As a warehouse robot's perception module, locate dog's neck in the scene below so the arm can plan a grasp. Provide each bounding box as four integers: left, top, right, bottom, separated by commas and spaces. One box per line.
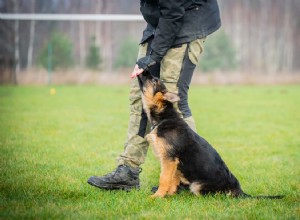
148, 101, 180, 129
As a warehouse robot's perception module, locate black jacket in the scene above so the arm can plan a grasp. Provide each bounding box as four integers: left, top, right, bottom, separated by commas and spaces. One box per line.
140, 0, 221, 60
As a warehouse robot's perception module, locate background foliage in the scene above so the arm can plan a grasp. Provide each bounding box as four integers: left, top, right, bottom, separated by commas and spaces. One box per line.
38, 32, 74, 70
86, 36, 101, 70
1, 0, 299, 75
199, 31, 237, 72
114, 38, 139, 68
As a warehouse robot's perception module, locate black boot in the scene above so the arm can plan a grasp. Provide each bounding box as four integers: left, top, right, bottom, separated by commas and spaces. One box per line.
87, 165, 142, 191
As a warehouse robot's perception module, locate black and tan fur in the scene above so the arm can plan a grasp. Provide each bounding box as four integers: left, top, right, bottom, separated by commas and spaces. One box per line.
137, 71, 283, 199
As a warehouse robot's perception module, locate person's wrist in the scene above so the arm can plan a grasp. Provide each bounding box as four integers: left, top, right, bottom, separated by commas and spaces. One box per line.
150, 50, 163, 63
136, 55, 156, 70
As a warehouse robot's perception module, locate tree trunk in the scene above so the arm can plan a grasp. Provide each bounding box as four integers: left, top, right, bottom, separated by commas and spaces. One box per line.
79, 21, 86, 67
27, 0, 36, 69
95, 1, 103, 47
101, 0, 113, 70
12, 0, 19, 84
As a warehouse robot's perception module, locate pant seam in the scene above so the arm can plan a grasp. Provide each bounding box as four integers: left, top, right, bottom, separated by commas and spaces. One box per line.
177, 43, 193, 118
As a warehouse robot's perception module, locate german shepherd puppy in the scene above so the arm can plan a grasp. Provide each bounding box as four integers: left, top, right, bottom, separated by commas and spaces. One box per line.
137, 71, 282, 199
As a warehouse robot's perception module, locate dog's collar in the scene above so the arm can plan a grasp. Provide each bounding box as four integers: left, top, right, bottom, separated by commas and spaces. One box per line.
150, 120, 165, 131
151, 124, 158, 130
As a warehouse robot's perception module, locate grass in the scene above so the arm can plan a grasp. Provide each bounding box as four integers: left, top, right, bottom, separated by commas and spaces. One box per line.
0, 85, 299, 219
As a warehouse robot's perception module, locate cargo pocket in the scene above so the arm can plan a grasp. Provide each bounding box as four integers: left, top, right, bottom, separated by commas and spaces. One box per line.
188, 38, 205, 65
160, 44, 188, 83
129, 78, 142, 114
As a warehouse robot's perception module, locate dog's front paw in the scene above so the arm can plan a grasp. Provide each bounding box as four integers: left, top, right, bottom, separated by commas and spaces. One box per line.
167, 189, 177, 196
150, 192, 166, 198
167, 185, 178, 195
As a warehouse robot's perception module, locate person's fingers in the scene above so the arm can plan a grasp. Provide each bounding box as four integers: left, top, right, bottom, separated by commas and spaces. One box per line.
133, 64, 139, 72
136, 68, 144, 75
131, 65, 144, 78
130, 65, 139, 78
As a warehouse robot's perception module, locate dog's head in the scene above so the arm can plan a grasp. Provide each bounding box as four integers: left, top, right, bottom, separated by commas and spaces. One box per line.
137, 71, 180, 115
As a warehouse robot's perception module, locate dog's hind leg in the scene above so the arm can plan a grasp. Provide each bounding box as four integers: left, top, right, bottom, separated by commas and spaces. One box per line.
151, 158, 179, 198
190, 182, 203, 196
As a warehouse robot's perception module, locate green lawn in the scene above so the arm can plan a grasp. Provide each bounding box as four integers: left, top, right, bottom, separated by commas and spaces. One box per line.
0, 85, 299, 219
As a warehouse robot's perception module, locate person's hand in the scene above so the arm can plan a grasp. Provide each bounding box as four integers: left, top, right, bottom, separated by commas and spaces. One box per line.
131, 64, 144, 78
131, 55, 157, 78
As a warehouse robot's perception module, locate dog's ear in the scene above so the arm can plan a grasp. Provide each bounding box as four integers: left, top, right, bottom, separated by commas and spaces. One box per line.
163, 92, 180, 103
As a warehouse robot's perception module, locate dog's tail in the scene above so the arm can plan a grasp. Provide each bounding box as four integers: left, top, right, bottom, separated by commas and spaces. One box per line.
236, 190, 284, 199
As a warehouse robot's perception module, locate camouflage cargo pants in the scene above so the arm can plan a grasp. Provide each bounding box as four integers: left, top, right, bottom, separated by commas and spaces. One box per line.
117, 37, 205, 168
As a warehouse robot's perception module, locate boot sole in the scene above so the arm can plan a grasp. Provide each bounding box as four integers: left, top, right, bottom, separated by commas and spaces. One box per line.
87, 180, 140, 191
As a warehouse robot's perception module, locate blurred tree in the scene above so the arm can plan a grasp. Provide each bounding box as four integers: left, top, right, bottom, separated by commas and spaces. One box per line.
1, 0, 299, 75
86, 36, 101, 70
27, 0, 36, 69
199, 30, 237, 72
114, 38, 139, 68
12, 0, 20, 84
38, 32, 74, 70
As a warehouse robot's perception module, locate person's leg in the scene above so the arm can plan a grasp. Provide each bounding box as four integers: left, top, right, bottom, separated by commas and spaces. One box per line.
117, 39, 160, 168
88, 40, 160, 190
160, 38, 205, 132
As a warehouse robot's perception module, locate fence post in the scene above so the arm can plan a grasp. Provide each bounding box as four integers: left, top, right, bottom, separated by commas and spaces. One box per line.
47, 41, 52, 85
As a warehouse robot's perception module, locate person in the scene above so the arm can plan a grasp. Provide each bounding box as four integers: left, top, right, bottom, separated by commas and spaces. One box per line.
87, 0, 221, 191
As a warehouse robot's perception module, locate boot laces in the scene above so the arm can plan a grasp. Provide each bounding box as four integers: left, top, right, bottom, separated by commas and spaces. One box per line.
103, 165, 142, 179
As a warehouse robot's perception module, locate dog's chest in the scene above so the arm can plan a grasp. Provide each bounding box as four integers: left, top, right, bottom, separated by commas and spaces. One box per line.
146, 128, 172, 160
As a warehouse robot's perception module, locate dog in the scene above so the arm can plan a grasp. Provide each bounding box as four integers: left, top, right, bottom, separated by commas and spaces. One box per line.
137, 71, 283, 199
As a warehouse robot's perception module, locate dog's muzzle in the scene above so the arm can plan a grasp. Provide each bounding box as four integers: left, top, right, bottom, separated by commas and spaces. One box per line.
137, 71, 153, 92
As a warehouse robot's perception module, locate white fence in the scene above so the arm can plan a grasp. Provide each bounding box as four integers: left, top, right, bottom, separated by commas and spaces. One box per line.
0, 13, 144, 21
